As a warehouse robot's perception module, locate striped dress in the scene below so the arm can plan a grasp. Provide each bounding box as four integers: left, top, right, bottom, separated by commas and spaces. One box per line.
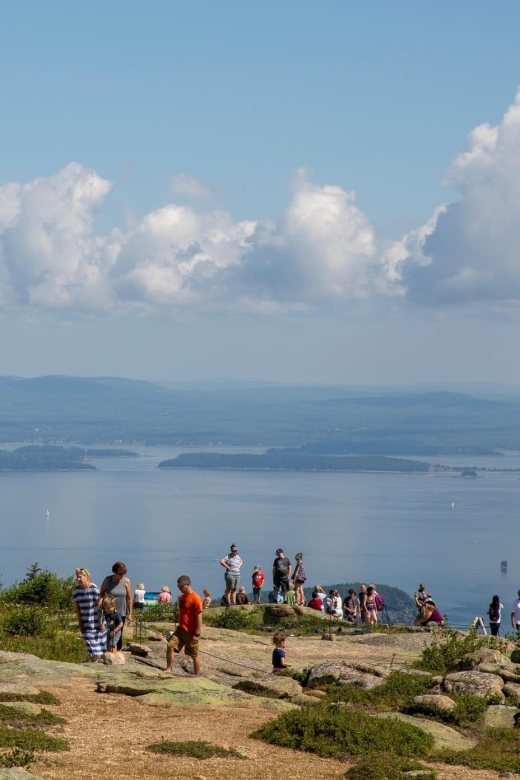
73, 583, 107, 657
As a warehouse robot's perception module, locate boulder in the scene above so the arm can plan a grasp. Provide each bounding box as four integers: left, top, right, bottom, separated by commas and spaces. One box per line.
412, 694, 456, 713
101, 651, 126, 665
303, 689, 326, 698
128, 643, 152, 657
484, 705, 519, 729
264, 605, 296, 619
504, 682, 520, 703
510, 649, 520, 664
0, 772, 44, 780
0, 683, 41, 696
443, 670, 504, 700
308, 661, 385, 690
460, 649, 511, 670
232, 676, 302, 698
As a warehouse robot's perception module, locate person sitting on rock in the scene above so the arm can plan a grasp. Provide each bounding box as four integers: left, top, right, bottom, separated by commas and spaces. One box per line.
285, 581, 296, 606
235, 585, 250, 605
272, 631, 290, 673
158, 585, 172, 604
202, 589, 212, 609
414, 602, 444, 627
308, 591, 323, 611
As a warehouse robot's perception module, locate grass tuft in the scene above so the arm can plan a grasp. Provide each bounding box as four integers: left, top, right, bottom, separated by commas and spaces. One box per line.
440, 728, 520, 773
147, 739, 245, 759
0, 704, 66, 727
345, 754, 437, 780
0, 748, 35, 768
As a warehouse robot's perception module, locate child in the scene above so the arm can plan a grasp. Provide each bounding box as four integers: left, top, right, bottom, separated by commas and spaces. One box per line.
272, 631, 290, 672
285, 580, 296, 606
252, 565, 265, 604
202, 589, 212, 609
293, 552, 307, 605
102, 595, 124, 653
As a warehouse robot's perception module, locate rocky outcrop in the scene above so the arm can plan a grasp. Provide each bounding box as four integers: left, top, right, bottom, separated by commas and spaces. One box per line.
443, 670, 505, 700
412, 694, 456, 713
307, 660, 388, 690
484, 705, 519, 729
375, 713, 477, 751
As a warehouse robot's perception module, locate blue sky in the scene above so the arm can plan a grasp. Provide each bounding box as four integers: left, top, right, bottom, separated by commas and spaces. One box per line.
1, 1, 520, 384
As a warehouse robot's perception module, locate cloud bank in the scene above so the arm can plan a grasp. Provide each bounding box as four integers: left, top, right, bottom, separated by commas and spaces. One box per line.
1, 89, 520, 315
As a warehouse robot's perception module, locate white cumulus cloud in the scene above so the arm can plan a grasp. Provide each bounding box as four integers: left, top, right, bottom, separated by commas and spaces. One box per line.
398, 88, 520, 306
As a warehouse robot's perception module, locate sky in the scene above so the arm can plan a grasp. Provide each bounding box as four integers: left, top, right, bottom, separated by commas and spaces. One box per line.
2, 1, 520, 384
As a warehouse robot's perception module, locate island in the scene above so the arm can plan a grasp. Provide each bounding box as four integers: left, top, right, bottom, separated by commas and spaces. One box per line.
158, 451, 432, 473
0, 445, 138, 471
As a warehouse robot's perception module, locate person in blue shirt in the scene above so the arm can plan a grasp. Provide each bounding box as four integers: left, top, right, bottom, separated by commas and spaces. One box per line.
272, 631, 290, 672
102, 595, 124, 652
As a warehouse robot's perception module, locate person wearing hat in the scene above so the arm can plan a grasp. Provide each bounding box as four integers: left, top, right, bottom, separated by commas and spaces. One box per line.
414, 583, 432, 612
272, 548, 292, 601
251, 564, 266, 604
293, 552, 307, 606
220, 543, 243, 605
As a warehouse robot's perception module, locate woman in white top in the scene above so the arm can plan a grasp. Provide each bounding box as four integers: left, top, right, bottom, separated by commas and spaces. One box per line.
133, 583, 146, 611
488, 594, 503, 636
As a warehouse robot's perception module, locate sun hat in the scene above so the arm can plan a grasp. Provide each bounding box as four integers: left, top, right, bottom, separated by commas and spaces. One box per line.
276, 548, 283, 554
254, 565, 261, 571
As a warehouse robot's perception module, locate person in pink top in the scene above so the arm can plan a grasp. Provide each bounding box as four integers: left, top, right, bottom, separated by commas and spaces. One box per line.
157, 585, 172, 604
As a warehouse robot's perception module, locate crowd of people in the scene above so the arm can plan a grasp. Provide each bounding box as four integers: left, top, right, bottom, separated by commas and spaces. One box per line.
76, 550, 518, 676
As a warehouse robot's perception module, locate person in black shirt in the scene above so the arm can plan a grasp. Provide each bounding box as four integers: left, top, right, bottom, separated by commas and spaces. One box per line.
272, 548, 292, 600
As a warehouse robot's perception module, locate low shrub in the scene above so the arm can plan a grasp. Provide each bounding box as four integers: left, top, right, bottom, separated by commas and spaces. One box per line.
345, 754, 437, 780
405, 692, 487, 727
0, 704, 66, 727
205, 608, 259, 631
440, 728, 520, 773
325, 671, 433, 710
147, 740, 245, 759
141, 603, 178, 623
0, 691, 60, 705
0, 726, 69, 752
252, 705, 434, 759
413, 627, 506, 675
0, 748, 35, 768
2, 606, 48, 637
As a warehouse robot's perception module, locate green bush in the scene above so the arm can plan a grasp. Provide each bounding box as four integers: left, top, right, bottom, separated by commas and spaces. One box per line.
0, 691, 60, 705
345, 754, 437, 780
440, 728, 520, 773
2, 606, 48, 637
0, 726, 69, 752
326, 671, 433, 710
413, 627, 506, 675
0, 569, 75, 610
0, 748, 35, 768
140, 602, 178, 622
205, 608, 259, 631
0, 704, 66, 727
147, 740, 245, 759
405, 692, 487, 727
252, 705, 434, 759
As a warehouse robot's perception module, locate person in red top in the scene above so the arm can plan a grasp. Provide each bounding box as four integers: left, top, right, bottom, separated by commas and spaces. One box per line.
308, 590, 324, 611
252, 565, 266, 604
165, 575, 203, 676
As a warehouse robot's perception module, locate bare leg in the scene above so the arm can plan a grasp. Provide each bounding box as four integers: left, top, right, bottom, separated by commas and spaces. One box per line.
193, 656, 201, 676
165, 646, 175, 672
229, 588, 237, 604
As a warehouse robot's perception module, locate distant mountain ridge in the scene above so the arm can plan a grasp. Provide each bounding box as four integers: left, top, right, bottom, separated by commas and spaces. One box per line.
0, 374, 518, 453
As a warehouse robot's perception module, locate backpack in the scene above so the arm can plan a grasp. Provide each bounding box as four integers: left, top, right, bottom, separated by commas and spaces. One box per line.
375, 593, 385, 611
489, 603, 500, 622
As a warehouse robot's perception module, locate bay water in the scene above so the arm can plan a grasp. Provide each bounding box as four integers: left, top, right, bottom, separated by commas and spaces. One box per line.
1, 444, 520, 631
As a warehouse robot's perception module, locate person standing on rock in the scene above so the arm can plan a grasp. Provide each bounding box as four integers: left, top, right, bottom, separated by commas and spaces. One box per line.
220, 543, 242, 605
511, 589, 520, 632
165, 575, 203, 676
272, 548, 292, 600
488, 595, 503, 636
293, 553, 307, 606
252, 565, 265, 604
100, 562, 132, 651
73, 568, 107, 662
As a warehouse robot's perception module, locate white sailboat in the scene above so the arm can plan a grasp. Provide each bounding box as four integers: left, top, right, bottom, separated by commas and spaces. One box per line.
45, 509, 50, 518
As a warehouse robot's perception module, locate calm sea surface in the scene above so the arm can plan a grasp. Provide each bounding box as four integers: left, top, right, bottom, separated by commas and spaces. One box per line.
2, 444, 520, 630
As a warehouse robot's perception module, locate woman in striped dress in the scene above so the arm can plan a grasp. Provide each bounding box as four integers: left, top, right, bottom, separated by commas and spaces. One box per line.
73, 568, 107, 661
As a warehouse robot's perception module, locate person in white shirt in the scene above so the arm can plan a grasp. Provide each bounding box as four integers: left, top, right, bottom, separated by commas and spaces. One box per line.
133, 582, 146, 611
511, 590, 520, 631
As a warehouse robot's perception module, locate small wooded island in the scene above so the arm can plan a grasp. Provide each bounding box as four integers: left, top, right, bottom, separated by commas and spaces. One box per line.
0, 445, 138, 471
158, 451, 432, 473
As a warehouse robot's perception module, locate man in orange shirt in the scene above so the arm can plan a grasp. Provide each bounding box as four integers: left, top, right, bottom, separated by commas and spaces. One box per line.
165, 575, 203, 676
